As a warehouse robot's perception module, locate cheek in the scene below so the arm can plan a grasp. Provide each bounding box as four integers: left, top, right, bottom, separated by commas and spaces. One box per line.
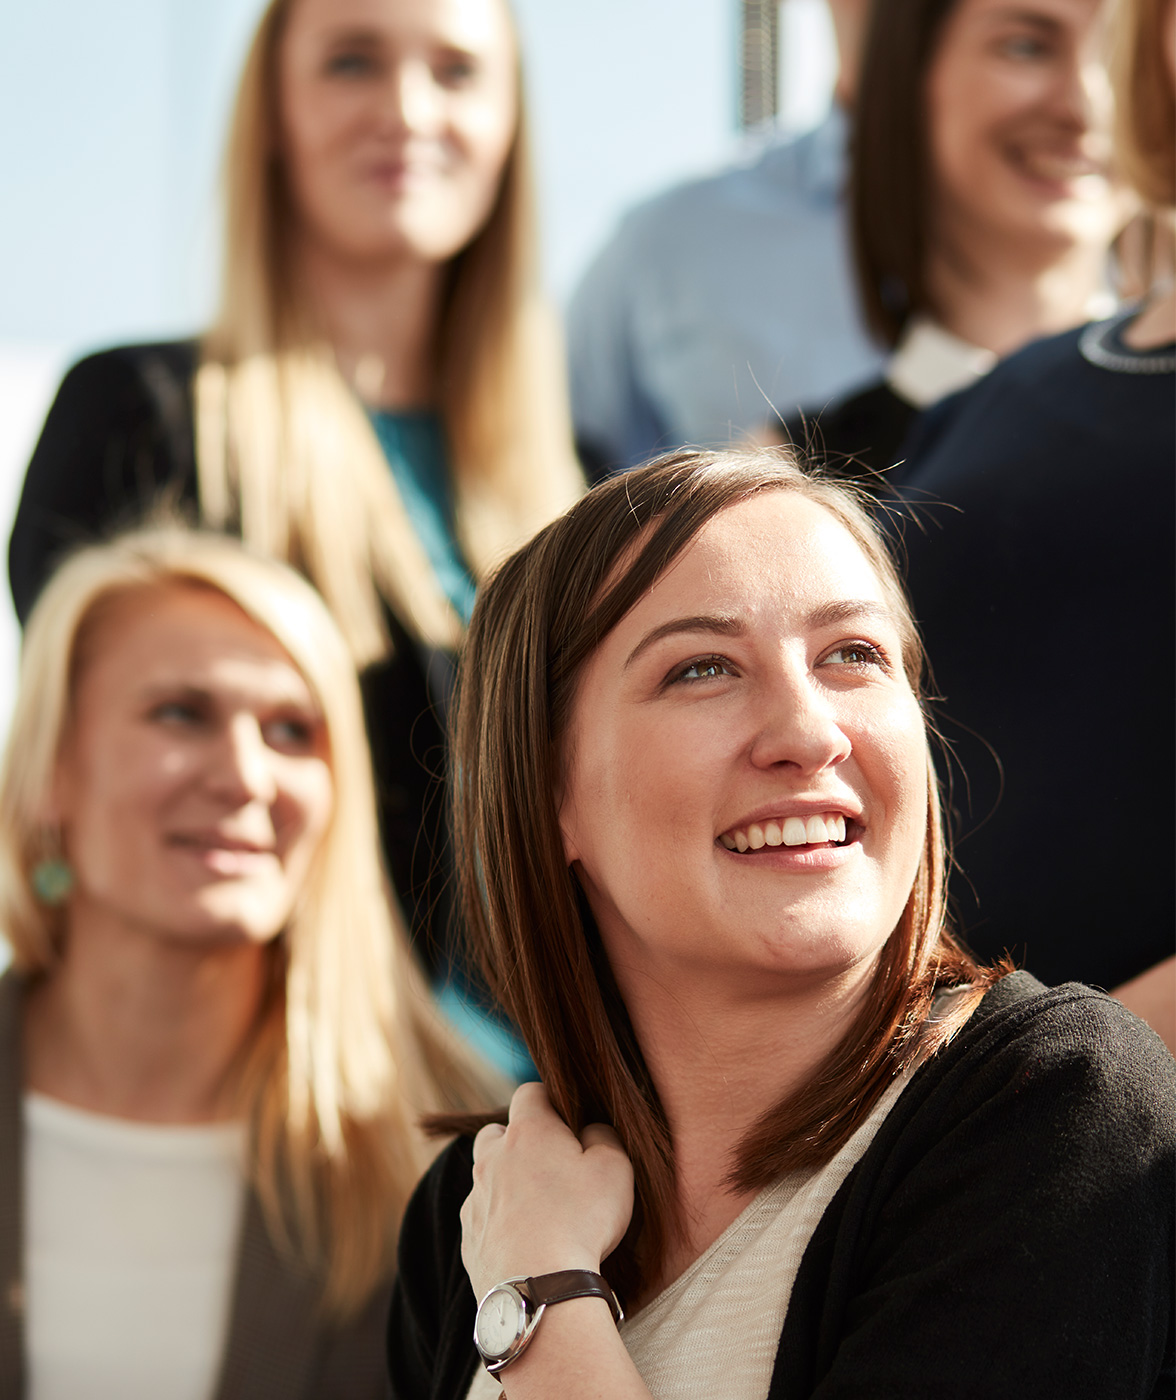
281, 762, 334, 853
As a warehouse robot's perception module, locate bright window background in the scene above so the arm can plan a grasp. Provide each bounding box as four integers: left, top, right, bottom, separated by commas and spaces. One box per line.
0, 0, 836, 737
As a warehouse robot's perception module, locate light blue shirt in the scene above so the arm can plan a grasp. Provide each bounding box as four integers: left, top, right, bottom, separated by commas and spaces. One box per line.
568, 107, 886, 474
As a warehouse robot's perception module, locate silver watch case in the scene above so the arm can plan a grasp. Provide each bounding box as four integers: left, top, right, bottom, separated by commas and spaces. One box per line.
473, 1278, 546, 1375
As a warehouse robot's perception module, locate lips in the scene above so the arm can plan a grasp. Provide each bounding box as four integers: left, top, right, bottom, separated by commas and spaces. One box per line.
168, 832, 277, 874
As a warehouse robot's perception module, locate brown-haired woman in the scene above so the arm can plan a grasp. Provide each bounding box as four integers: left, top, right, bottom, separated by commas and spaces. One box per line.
873, 0, 1175, 1043
8, 0, 581, 1049
776, 0, 1128, 480
386, 450, 1175, 1399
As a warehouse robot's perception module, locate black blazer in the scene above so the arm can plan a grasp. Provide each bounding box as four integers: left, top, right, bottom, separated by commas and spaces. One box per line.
8, 342, 454, 976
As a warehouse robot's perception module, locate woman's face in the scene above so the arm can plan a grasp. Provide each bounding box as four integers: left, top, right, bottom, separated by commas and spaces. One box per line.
558, 493, 928, 999
926, 0, 1121, 264
277, 0, 518, 267
51, 585, 333, 950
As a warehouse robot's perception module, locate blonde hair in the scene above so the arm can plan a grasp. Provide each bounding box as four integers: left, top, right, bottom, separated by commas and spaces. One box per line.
1113, 0, 1176, 210
0, 528, 500, 1315
196, 0, 582, 666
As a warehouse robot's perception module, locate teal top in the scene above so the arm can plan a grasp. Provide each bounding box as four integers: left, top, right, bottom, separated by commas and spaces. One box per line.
368, 409, 476, 624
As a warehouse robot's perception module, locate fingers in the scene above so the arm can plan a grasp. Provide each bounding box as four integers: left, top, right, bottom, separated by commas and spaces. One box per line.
580, 1121, 624, 1153
471, 1121, 506, 1164
506, 1079, 555, 1122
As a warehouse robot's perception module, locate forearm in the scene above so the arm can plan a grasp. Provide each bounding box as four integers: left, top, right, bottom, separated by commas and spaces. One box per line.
499, 1297, 650, 1400
1111, 956, 1176, 1054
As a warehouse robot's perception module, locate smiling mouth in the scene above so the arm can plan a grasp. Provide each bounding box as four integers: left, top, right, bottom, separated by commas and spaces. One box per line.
1008, 146, 1106, 187
718, 812, 855, 854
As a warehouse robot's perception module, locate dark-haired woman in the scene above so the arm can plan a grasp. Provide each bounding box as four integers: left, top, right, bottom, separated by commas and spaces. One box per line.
776, 0, 1126, 481
386, 450, 1174, 1400
881, 0, 1176, 1045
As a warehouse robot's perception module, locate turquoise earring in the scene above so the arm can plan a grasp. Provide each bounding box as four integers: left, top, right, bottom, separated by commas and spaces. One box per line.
32, 857, 73, 905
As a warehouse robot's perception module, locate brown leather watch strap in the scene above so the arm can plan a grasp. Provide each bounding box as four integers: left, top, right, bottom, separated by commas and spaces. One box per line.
525, 1270, 624, 1324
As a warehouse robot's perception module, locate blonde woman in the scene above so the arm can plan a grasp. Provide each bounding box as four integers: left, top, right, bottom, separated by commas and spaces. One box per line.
0, 528, 499, 1398
9, 0, 581, 1019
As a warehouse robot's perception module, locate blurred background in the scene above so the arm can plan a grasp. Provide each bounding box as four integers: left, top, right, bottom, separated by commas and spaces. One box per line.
0, 0, 837, 733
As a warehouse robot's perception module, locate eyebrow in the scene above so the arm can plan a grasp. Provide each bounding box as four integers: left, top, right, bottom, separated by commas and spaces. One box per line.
624, 614, 745, 668
981, 8, 1061, 29
624, 599, 894, 668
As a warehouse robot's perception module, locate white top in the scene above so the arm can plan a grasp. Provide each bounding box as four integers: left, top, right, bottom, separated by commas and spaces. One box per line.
24, 1092, 247, 1400
466, 1072, 910, 1400
886, 316, 998, 409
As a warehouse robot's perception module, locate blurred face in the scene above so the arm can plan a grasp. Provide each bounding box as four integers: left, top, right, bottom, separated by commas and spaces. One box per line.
53, 586, 333, 950
926, 0, 1122, 264
277, 0, 518, 267
558, 493, 929, 999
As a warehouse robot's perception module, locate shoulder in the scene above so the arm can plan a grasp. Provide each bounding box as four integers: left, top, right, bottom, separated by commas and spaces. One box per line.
54, 339, 198, 406
387, 1136, 478, 1399
591, 113, 846, 261
878, 973, 1176, 1193
778, 975, 1176, 1395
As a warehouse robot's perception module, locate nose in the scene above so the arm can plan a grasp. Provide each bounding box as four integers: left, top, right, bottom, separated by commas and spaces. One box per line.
383, 58, 443, 137
1056, 37, 1113, 137
747, 667, 852, 776
208, 716, 278, 807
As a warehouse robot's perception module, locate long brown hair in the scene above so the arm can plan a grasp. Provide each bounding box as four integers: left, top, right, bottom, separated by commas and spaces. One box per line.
448, 448, 1002, 1298
851, 0, 959, 347
196, 0, 582, 666
0, 528, 501, 1316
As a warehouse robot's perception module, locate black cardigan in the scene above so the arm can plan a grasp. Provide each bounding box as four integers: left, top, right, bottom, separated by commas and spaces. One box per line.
387, 973, 1176, 1399
7, 343, 456, 975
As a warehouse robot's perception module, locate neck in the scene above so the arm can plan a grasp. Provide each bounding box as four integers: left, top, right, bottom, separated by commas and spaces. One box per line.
1124, 216, 1176, 350
622, 957, 876, 1300
297, 237, 446, 410
925, 234, 1109, 358
24, 903, 271, 1123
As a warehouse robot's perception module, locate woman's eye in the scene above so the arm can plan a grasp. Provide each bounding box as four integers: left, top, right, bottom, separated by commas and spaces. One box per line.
436, 54, 479, 86
673, 656, 736, 683
996, 32, 1052, 60
823, 642, 886, 668
325, 49, 377, 78
150, 700, 204, 726
265, 715, 318, 751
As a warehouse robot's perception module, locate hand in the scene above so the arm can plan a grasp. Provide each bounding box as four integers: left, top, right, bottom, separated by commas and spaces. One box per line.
460, 1081, 635, 1302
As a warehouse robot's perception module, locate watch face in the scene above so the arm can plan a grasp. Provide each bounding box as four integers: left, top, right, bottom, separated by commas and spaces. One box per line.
475, 1284, 526, 1359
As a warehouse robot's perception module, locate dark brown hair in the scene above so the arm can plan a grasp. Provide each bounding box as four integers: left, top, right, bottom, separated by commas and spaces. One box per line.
448, 448, 1000, 1298
851, 0, 959, 346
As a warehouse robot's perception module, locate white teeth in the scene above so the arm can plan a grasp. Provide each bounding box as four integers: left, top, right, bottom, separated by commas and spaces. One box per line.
721, 812, 852, 852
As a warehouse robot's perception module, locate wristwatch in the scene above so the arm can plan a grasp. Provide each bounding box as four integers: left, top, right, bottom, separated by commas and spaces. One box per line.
473, 1269, 624, 1375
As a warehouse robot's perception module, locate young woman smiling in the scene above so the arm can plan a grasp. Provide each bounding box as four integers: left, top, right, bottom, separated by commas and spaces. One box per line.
386, 451, 1175, 1399
9, 0, 581, 1046
776, 0, 1128, 480
0, 529, 497, 1399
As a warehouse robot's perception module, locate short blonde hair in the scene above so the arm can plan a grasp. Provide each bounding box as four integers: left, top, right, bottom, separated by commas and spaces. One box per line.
0, 527, 498, 1314
1113, 0, 1176, 208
